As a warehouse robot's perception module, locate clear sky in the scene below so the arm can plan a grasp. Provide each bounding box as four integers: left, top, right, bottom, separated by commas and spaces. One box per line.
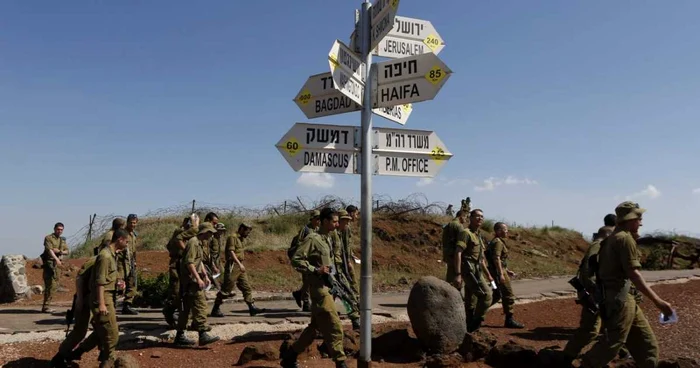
2, 1, 699, 256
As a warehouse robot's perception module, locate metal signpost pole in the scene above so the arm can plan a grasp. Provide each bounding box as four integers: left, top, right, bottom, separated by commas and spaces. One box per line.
358, 0, 373, 367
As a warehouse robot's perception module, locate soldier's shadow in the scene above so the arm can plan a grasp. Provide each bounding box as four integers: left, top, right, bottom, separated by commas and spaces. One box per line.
1, 357, 50, 367
228, 307, 309, 319
510, 326, 576, 341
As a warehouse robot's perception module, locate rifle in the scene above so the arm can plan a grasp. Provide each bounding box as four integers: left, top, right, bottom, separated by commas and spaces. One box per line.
65, 294, 77, 337
568, 276, 599, 315
323, 271, 359, 315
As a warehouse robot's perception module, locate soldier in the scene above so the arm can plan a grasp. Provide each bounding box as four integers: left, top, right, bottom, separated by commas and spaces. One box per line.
93, 218, 126, 256
291, 210, 321, 312
200, 212, 219, 275
162, 215, 200, 327
563, 222, 632, 360
209, 222, 226, 277
454, 209, 494, 332
337, 209, 359, 294
211, 222, 265, 317
486, 222, 524, 328
50, 255, 99, 368
446, 204, 454, 217
118, 214, 139, 315
91, 229, 129, 368
280, 208, 348, 368
332, 210, 360, 330
580, 202, 674, 368
173, 222, 220, 346
42, 222, 69, 313
442, 210, 468, 292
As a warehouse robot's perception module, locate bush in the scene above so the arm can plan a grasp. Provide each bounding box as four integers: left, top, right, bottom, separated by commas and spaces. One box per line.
641, 247, 668, 270
133, 272, 169, 308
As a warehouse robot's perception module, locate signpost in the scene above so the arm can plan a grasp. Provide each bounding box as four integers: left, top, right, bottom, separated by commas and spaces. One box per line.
278, 3, 453, 367
373, 15, 446, 59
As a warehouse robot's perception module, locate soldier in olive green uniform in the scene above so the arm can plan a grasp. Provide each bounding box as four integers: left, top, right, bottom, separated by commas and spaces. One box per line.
209, 222, 226, 277
91, 229, 129, 367
162, 216, 199, 327
341, 205, 360, 294
454, 209, 494, 332
331, 210, 360, 330
281, 208, 347, 368
200, 212, 220, 273
486, 222, 524, 328
93, 218, 126, 256
42, 222, 69, 313
50, 256, 99, 368
442, 210, 468, 292
117, 214, 139, 315
291, 210, 321, 312
174, 223, 220, 347
580, 202, 674, 368
211, 223, 265, 317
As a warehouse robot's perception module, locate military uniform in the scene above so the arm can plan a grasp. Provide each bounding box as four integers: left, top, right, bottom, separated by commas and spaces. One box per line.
461, 228, 492, 331
94, 230, 114, 256
174, 223, 219, 346
486, 237, 523, 328
42, 233, 68, 312
331, 227, 360, 328
338, 226, 359, 294
212, 230, 264, 316
116, 229, 138, 313
292, 222, 318, 311
441, 218, 467, 291
163, 226, 198, 326
283, 231, 346, 365
209, 231, 223, 274
581, 225, 659, 368
91, 246, 119, 367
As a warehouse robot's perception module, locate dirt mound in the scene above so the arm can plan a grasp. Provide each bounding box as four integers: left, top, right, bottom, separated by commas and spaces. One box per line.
637, 235, 700, 270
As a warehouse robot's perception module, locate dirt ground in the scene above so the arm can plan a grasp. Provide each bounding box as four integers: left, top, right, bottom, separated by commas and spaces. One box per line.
2, 279, 698, 368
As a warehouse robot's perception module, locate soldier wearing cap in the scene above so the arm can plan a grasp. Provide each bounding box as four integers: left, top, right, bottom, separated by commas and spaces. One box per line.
211, 222, 265, 317
281, 208, 348, 368
580, 202, 674, 368
162, 215, 199, 327
199, 212, 219, 276
42, 222, 69, 313
117, 214, 139, 315
209, 222, 226, 277
173, 222, 220, 346
332, 209, 360, 330
94, 218, 126, 256
291, 210, 321, 312
486, 222, 524, 329
442, 210, 468, 291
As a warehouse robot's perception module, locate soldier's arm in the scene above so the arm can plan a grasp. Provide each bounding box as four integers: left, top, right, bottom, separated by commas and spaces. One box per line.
231, 238, 244, 268
493, 241, 505, 279
454, 229, 467, 277
94, 255, 109, 312
622, 237, 672, 313
291, 235, 315, 274
44, 237, 62, 263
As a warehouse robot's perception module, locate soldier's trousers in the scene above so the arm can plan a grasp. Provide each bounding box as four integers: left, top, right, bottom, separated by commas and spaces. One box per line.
491, 273, 515, 315
291, 287, 346, 362
297, 273, 311, 304
464, 269, 492, 324
91, 293, 119, 366
218, 263, 254, 304
42, 265, 58, 308
178, 284, 209, 332
59, 296, 98, 357
117, 252, 137, 304
582, 294, 659, 368
563, 306, 631, 359
165, 261, 180, 310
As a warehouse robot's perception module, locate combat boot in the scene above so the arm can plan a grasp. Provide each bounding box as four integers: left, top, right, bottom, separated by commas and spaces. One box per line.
49, 353, 68, 368
280, 349, 299, 368
302, 301, 310, 312
198, 331, 220, 346
467, 317, 483, 333
162, 304, 176, 327
335, 360, 348, 368
210, 299, 224, 318
121, 303, 139, 315
247, 302, 265, 316
292, 290, 302, 308
504, 314, 524, 329
174, 330, 196, 346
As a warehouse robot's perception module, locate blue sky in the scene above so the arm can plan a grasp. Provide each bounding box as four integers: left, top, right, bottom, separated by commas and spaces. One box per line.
2, 1, 700, 255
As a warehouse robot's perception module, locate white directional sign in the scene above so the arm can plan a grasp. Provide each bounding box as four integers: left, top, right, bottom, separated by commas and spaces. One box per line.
372, 127, 452, 177
294, 72, 414, 125
275, 123, 359, 174
328, 40, 366, 106
373, 52, 452, 108
373, 16, 446, 59
370, 0, 400, 51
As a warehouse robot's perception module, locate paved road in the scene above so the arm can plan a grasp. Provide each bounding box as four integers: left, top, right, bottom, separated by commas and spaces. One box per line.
1, 269, 698, 335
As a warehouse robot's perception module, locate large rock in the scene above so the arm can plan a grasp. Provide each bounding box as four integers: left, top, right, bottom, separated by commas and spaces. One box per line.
407, 276, 466, 354
0, 255, 30, 302
459, 330, 498, 362
485, 341, 538, 368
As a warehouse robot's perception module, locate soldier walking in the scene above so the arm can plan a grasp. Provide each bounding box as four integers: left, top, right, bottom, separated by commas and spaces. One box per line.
162, 215, 199, 327
211, 222, 265, 317
173, 222, 220, 346
93, 218, 126, 256
332, 209, 360, 330
42, 222, 69, 313
280, 208, 347, 368
580, 202, 674, 368
486, 222, 524, 328
119, 214, 139, 315
442, 210, 468, 292
291, 210, 321, 312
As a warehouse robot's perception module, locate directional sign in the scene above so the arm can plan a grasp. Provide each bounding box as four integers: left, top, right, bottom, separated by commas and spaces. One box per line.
328, 40, 366, 106
372, 127, 452, 177
294, 72, 414, 125
373, 52, 452, 108
370, 0, 400, 51
373, 16, 446, 59
275, 123, 359, 174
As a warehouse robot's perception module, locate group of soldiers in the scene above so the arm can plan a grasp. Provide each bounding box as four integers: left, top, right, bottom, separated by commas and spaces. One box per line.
43, 205, 362, 368
441, 199, 676, 368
